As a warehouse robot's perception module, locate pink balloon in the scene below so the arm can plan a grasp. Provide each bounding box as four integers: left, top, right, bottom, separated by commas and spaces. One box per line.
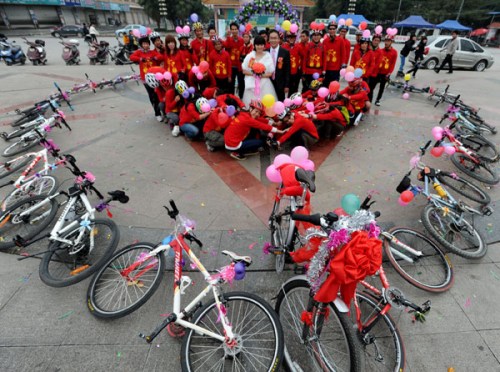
375, 25, 383, 34
362, 30, 371, 38
273, 101, 285, 115
175, 26, 183, 34
274, 154, 292, 169
192, 66, 200, 74
290, 24, 298, 34
339, 68, 346, 77
398, 197, 409, 206
163, 72, 172, 80
402, 93, 410, 100
431, 126, 444, 141
132, 29, 141, 38
338, 19, 345, 26
201, 102, 211, 113
284, 98, 292, 107
306, 102, 314, 113
345, 72, 355, 82
155, 72, 164, 80
291, 146, 309, 163
444, 146, 456, 155
301, 159, 315, 171
317, 87, 329, 98
266, 165, 282, 183
293, 96, 303, 106
146, 27, 152, 35
196, 72, 204, 80
183, 26, 190, 34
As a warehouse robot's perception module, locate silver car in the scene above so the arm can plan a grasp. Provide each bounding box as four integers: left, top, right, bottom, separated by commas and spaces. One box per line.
410, 36, 494, 72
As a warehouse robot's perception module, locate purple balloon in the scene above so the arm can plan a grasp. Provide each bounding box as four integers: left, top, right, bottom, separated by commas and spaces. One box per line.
239, 24, 245, 33
226, 105, 236, 117
182, 91, 190, 98
234, 262, 246, 280
209, 98, 217, 108
312, 72, 320, 80
188, 87, 195, 94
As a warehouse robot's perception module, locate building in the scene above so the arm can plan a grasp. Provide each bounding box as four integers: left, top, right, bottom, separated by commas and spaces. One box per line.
0, 0, 150, 29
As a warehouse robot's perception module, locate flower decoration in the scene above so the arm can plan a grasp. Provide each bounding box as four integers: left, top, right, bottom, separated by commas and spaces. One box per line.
251, 62, 266, 76
235, 0, 300, 26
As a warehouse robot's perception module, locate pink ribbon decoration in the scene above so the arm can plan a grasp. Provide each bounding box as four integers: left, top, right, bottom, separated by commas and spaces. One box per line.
255, 75, 261, 97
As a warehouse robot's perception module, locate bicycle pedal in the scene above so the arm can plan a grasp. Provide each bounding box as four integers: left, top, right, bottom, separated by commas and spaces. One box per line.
482, 206, 493, 216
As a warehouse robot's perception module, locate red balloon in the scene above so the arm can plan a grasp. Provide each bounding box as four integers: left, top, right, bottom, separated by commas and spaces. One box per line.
329, 81, 340, 94
430, 147, 445, 158
218, 112, 229, 124
400, 190, 414, 203
318, 22, 325, 30
333, 207, 348, 217
310, 22, 316, 30
359, 22, 367, 30
199, 61, 209, 73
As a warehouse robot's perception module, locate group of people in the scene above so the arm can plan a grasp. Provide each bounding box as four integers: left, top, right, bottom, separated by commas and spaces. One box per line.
128, 21, 429, 160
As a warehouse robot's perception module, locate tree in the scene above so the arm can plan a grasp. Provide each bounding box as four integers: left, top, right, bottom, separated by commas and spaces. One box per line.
138, 0, 211, 28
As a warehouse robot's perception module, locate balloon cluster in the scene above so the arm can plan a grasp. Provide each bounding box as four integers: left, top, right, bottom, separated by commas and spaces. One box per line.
374, 25, 383, 35
340, 66, 363, 81
266, 146, 315, 183
191, 61, 209, 80
430, 127, 456, 156
386, 28, 398, 37
175, 25, 191, 36
132, 26, 152, 38
309, 21, 325, 31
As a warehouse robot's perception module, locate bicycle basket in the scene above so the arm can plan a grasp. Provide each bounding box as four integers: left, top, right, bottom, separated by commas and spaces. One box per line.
396, 175, 411, 193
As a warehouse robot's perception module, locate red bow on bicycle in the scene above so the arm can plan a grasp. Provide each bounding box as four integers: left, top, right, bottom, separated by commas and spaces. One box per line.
314, 231, 382, 306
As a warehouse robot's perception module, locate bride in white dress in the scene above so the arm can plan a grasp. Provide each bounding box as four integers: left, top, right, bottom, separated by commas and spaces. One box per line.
241, 36, 277, 107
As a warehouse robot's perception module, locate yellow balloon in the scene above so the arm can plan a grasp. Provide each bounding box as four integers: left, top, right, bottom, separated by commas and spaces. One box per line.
346, 18, 353, 27
282, 20, 291, 32
346, 65, 355, 73
404, 73, 411, 81
262, 94, 276, 108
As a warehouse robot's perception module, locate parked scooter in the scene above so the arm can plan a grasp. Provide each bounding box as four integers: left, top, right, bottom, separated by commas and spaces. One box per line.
109, 40, 131, 65
0, 35, 26, 66
60, 39, 80, 65
23, 37, 47, 65
87, 40, 110, 65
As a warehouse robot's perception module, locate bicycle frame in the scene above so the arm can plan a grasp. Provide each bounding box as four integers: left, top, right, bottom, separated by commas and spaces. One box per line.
380, 230, 424, 263
441, 128, 481, 165
12, 148, 64, 189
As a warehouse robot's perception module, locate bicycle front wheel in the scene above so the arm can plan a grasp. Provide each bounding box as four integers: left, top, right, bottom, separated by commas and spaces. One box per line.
0, 154, 35, 180
450, 153, 499, 185
351, 292, 405, 372
39, 218, 119, 287
1, 175, 59, 211
181, 292, 284, 372
459, 134, 499, 162
0, 195, 58, 251
437, 171, 490, 205
2, 136, 40, 158
421, 205, 487, 259
275, 278, 363, 372
383, 227, 454, 292
87, 242, 164, 319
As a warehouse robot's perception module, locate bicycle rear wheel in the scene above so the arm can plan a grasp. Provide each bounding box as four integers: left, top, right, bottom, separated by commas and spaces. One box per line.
10, 112, 38, 127
421, 205, 487, 259
269, 194, 297, 273
437, 171, 490, 205
87, 242, 164, 319
0, 154, 35, 180
0, 195, 58, 251
1, 175, 59, 211
275, 278, 363, 372
181, 292, 284, 372
2, 136, 41, 158
450, 153, 499, 185
459, 134, 498, 162
351, 292, 405, 372
383, 227, 454, 292
39, 218, 119, 287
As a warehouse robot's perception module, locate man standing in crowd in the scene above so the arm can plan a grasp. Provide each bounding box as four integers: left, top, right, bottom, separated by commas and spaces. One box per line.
268, 29, 290, 102
373, 35, 397, 106
282, 31, 302, 95
224, 22, 245, 97
398, 33, 416, 77
322, 22, 344, 86
303, 29, 324, 90
191, 22, 212, 63
435, 30, 458, 74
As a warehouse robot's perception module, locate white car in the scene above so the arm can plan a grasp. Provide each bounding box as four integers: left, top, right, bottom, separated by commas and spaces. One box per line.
339, 26, 359, 46
115, 24, 143, 37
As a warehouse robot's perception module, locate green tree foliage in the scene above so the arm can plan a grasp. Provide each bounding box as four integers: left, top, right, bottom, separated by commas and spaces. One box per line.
138, 0, 211, 27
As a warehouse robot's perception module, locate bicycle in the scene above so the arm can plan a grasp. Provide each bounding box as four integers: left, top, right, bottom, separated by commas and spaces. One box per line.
397, 141, 489, 259
0, 155, 129, 288
86, 200, 284, 372
445, 99, 497, 137
387, 78, 430, 94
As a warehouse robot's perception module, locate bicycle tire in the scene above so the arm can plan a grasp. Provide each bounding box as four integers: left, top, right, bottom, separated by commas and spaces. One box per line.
459, 134, 499, 163
450, 153, 499, 185
0, 154, 35, 180
421, 204, 487, 259
181, 291, 284, 372
2, 136, 41, 158
437, 171, 490, 205
0, 195, 58, 251
1, 175, 59, 211
10, 113, 38, 128
351, 292, 405, 372
383, 227, 454, 293
3, 123, 40, 141
274, 278, 364, 372
466, 115, 497, 135
269, 194, 296, 273
87, 242, 164, 319
39, 218, 119, 287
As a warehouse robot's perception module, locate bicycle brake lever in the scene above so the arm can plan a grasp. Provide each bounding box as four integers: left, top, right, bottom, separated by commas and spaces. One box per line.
185, 233, 203, 248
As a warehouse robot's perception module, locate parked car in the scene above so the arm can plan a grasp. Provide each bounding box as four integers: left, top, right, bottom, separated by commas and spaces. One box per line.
115, 24, 143, 37
51, 25, 85, 38
410, 36, 495, 72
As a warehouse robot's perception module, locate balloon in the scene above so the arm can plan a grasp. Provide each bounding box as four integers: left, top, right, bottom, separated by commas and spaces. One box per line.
275, 24, 282, 32
429, 86, 435, 94
312, 72, 320, 80
310, 22, 316, 30
430, 147, 445, 157
293, 96, 303, 106
190, 13, 199, 22
233, 261, 246, 280
218, 111, 229, 124
404, 73, 411, 81
132, 29, 140, 38
245, 23, 252, 31
146, 27, 152, 35
339, 68, 346, 77
345, 18, 353, 27
188, 87, 195, 94
359, 22, 367, 30
432, 126, 444, 141
354, 68, 363, 78
196, 72, 203, 80
290, 24, 298, 34
400, 190, 414, 203
444, 145, 456, 155
329, 81, 340, 94
176, 26, 182, 34
306, 102, 314, 113
266, 165, 282, 183
282, 20, 291, 31
402, 93, 410, 100
398, 197, 409, 206
284, 98, 292, 107
226, 105, 236, 117
163, 72, 172, 80
199, 61, 209, 73
329, 14, 337, 23
201, 102, 211, 113
273, 101, 285, 115
139, 26, 147, 36
155, 72, 163, 80
191, 66, 199, 74
182, 91, 190, 98
338, 18, 345, 26
345, 72, 355, 82
346, 66, 355, 73
301, 159, 315, 171
318, 23, 325, 30
341, 194, 361, 215
183, 25, 190, 34
274, 154, 292, 169
362, 30, 371, 38
239, 24, 245, 33
265, 106, 276, 117
318, 87, 329, 98
262, 94, 275, 108
333, 207, 348, 217
375, 25, 383, 35
291, 146, 309, 163
208, 99, 217, 108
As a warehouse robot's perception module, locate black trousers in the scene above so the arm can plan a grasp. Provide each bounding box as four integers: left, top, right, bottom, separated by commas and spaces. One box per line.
289, 73, 301, 95
323, 70, 340, 88
215, 77, 231, 94
437, 54, 453, 73
144, 83, 160, 116
368, 74, 388, 102
231, 67, 244, 98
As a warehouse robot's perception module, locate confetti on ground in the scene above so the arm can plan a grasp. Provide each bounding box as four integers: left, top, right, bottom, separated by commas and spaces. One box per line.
132, 239, 139, 244
464, 298, 471, 308
248, 242, 257, 250
200, 203, 205, 207
210, 249, 217, 257
58, 310, 74, 319
490, 270, 500, 281
117, 352, 122, 358
18, 275, 30, 283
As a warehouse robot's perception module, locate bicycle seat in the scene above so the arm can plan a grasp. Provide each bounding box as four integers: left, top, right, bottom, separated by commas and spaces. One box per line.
417, 167, 436, 181
295, 168, 316, 192
221, 250, 252, 266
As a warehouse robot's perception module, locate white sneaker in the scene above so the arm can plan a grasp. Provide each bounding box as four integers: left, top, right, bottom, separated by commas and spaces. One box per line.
156, 115, 163, 122
206, 143, 215, 152
172, 126, 180, 137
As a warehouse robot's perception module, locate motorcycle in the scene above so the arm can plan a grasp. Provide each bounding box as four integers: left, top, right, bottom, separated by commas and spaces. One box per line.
0, 35, 26, 66
109, 40, 131, 65
23, 37, 47, 65
60, 39, 80, 65
87, 40, 109, 65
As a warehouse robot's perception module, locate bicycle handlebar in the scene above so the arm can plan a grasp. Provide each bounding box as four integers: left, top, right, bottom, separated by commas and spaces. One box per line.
53, 82, 74, 111
420, 140, 432, 155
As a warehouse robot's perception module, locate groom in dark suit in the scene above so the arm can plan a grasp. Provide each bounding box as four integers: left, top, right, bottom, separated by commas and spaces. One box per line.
268, 29, 290, 102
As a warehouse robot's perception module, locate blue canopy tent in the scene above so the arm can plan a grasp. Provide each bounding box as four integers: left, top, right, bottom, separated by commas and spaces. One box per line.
337, 14, 375, 26
393, 15, 434, 28
436, 20, 472, 31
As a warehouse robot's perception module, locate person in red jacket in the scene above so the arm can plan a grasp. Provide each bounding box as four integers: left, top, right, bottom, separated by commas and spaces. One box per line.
209, 37, 232, 94
373, 35, 398, 106
351, 37, 375, 81
203, 96, 239, 151
368, 34, 382, 102
239, 31, 254, 87
322, 22, 345, 87
164, 35, 185, 79
203, 87, 245, 109
178, 34, 197, 73
303, 30, 324, 90
129, 35, 164, 121
275, 108, 319, 149
282, 31, 302, 95
340, 77, 371, 113
154, 70, 180, 130
224, 100, 283, 160
190, 22, 213, 64
224, 22, 245, 98
188, 68, 216, 94
179, 96, 213, 139
337, 25, 351, 68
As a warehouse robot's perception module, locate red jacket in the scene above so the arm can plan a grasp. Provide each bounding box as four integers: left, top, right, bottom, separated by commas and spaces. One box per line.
203, 108, 230, 133
239, 42, 254, 65
315, 108, 348, 127
322, 36, 344, 71
164, 88, 180, 113
370, 47, 383, 77
209, 50, 232, 79
340, 81, 370, 112
282, 42, 302, 75
351, 49, 375, 78
178, 48, 197, 72
339, 36, 351, 66
224, 36, 244, 70
188, 70, 216, 93
304, 41, 324, 75
378, 47, 398, 75
216, 94, 245, 108
297, 41, 309, 72
190, 37, 213, 63
224, 111, 276, 149
179, 103, 201, 126
129, 49, 163, 81
278, 116, 319, 144
164, 51, 185, 75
